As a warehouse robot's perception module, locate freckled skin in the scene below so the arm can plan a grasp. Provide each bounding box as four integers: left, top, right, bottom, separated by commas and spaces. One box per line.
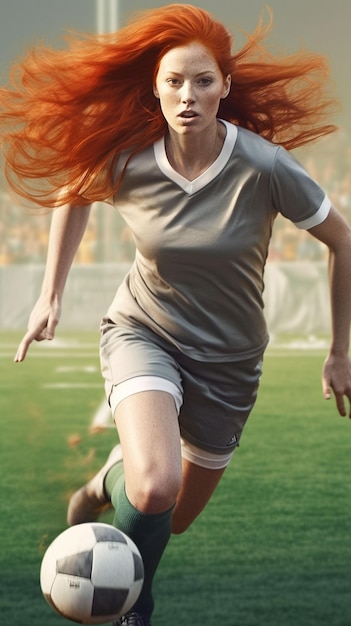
154, 42, 231, 139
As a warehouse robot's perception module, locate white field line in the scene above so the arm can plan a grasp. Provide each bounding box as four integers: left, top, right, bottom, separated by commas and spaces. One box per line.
0, 351, 98, 359
42, 383, 102, 389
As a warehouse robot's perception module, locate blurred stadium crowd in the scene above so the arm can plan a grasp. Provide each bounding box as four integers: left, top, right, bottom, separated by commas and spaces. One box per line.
1, 130, 350, 265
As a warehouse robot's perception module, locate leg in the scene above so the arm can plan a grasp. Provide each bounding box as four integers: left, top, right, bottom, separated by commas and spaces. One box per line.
110, 390, 182, 622
114, 389, 182, 513
172, 458, 225, 534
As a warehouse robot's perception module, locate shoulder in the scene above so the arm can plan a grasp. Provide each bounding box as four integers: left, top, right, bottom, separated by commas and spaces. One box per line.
234, 126, 281, 171
233, 126, 316, 184
112, 143, 156, 183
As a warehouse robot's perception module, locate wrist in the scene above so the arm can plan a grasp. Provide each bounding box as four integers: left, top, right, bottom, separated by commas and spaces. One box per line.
329, 345, 350, 358
40, 288, 62, 304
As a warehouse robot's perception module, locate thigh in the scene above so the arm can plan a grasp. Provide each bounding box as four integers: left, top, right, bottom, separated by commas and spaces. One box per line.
114, 389, 183, 514
171, 458, 225, 534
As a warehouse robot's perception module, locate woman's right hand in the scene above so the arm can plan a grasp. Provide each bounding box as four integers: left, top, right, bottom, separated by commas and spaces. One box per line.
13, 202, 91, 362
14, 294, 61, 362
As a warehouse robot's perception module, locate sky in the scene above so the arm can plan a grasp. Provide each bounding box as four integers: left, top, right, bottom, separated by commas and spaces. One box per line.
1, 0, 350, 132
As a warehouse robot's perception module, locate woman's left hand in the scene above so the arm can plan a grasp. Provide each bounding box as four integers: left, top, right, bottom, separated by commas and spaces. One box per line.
322, 352, 351, 418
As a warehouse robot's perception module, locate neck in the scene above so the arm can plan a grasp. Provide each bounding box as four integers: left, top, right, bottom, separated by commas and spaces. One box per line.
165, 120, 226, 181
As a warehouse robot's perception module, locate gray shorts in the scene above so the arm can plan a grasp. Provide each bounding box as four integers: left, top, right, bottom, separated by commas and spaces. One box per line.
100, 318, 262, 464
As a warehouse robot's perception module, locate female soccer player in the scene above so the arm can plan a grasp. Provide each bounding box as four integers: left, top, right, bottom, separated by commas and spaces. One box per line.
2, 5, 351, 625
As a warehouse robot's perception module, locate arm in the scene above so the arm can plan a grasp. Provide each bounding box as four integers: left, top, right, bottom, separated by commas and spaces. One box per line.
308, 206, 351, 417
15, 202, 91, 362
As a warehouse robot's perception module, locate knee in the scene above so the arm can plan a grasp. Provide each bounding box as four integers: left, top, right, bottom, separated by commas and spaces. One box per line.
128, 471, 181, 515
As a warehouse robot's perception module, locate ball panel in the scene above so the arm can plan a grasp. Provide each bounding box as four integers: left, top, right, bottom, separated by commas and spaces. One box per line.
92, 523, 127, 544
91, 587, 129, 617
50, 574, 94, 623
132, 552, 144, 582
123, 578, 144, 614
91, 543, 134, 587
54, 524, 97, 556
42, 591, 57, 613
40, 546, 57, 595
57, 550, 93, 579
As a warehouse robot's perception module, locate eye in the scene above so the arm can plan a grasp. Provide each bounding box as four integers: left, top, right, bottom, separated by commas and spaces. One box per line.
197, 78, 213, 86
166, 78, 181, 85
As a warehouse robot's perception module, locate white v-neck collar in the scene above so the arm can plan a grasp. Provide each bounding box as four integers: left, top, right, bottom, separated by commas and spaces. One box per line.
153, 120, 238, 195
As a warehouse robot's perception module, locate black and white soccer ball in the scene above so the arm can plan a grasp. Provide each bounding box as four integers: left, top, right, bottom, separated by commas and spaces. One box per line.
40, 522, 144, 624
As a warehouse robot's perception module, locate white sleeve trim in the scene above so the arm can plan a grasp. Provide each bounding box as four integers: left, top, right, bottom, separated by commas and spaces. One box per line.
294, 195, 331, 230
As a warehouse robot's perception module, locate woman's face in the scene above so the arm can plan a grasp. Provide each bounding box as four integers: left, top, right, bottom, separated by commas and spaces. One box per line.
154, 41, 231, 137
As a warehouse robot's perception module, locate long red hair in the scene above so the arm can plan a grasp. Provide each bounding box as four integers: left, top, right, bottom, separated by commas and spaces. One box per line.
0, 3, 337, 207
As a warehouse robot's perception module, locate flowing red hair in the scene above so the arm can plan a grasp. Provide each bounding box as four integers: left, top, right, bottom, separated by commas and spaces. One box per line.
0, 3, 337, 208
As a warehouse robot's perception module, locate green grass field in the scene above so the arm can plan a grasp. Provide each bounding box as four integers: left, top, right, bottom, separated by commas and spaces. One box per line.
1, 332, 350, 626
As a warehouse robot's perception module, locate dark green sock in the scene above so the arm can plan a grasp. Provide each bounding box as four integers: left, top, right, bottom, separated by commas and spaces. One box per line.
108, 474, 173, 618
104, 459, 124, 498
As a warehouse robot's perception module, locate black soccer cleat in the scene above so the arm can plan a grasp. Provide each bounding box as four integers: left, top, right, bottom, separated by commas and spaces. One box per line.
113, 612, 151, 626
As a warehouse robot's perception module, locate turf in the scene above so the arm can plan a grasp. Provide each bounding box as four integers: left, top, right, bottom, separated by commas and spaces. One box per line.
1, 332, 350, 626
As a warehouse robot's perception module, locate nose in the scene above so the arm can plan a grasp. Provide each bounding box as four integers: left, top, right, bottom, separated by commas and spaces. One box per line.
181, 81, 195, 104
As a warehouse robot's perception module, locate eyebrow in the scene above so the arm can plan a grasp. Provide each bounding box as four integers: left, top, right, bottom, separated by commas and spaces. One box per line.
164, 70, 217, 76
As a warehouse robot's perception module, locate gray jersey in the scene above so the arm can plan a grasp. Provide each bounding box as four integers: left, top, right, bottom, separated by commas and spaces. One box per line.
107, 121, 330, 361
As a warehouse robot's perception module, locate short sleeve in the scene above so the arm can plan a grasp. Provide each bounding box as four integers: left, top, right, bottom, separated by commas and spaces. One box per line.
271, 147, 331, 229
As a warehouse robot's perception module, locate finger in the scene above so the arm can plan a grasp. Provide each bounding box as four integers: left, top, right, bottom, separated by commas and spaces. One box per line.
45, 314, 59, 340
14, 328, 49, 362
322, 376, 331, 400
14, 332, 35, 362
334, 393, 346, 418
346, 393, 351, 420
323, 387, 331, 400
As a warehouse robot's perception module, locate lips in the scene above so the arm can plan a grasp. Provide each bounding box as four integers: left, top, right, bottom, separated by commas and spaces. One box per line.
179, 110, 198, 118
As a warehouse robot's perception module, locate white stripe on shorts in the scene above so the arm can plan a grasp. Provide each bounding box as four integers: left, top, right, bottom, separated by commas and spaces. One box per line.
109, 375, 183, 417
181, 438, 234, 470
